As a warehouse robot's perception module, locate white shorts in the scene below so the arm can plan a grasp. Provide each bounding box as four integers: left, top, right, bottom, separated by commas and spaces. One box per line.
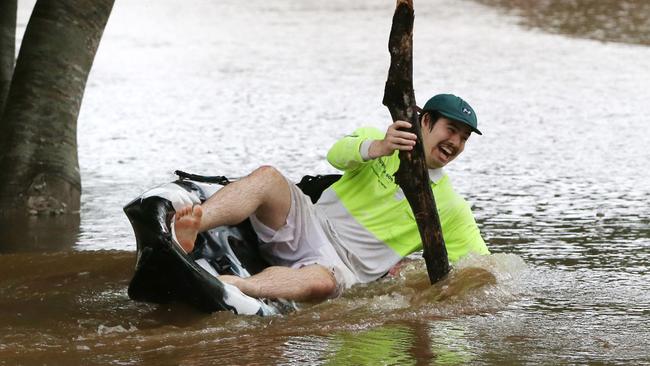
249, 180, 357, 297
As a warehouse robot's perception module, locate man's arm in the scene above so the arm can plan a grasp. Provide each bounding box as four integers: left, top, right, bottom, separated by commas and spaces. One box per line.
366, 120, 417, 159
327, 121, 417, 170
443, 199, 490, 262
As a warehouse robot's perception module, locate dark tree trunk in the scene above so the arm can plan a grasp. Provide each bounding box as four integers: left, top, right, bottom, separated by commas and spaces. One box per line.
0, 0, 17, 118
0, 0, 114, 216
383, 0, 450, 283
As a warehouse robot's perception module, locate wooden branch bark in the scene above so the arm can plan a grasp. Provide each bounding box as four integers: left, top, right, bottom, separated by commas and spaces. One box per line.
382, 0, 450, 283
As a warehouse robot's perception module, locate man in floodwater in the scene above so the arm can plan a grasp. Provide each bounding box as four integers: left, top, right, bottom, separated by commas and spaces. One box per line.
175, 94, 490, 301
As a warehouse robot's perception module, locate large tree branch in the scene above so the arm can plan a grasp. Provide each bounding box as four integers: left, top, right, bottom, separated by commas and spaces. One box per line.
382, 0, 450, 283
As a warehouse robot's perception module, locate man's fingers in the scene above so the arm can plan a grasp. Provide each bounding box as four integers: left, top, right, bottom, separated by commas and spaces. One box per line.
392, 144, 414, 151
388, 138, 416, 150
390, 137, 416, 146
392, 130, 417, 141
387, 130, 417, 143
377, 120, 418, 157
392, 120, 412, 129
394, 144, 414, 151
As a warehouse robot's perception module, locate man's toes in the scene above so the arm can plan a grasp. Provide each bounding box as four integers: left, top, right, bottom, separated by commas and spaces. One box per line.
191, 204, 203, 218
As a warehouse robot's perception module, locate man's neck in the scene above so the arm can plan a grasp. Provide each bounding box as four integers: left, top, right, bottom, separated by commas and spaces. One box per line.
428, 168, 444, 183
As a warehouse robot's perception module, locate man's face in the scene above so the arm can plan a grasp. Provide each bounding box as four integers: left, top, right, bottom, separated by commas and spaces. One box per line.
421, 114, 472, 169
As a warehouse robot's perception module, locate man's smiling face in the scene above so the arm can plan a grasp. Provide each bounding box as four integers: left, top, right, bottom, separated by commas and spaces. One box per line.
421, 114, 472, 169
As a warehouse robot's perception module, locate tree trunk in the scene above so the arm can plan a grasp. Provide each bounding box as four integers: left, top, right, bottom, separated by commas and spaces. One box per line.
383, 0, 450, 283
0, 0, 17, 118
0, 0, 114, 216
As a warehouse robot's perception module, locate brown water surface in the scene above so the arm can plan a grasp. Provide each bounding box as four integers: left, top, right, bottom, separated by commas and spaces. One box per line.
0, 252, 511, 365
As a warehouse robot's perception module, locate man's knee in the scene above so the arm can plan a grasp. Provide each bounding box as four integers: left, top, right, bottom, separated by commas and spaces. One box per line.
251, 165, 286, 184
311, 278, 338, 300
250, 165, 291, 230
304, 265, 339, 300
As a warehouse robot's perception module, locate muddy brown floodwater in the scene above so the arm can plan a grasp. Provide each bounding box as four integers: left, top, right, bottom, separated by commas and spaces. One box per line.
0, 252, 512, 365
1, 0, 649, 364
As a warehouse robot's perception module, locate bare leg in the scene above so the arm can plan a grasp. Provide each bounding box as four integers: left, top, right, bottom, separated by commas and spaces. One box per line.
220, 264, 337, 302
174, 166, 291, 252
173, 166, 338, 301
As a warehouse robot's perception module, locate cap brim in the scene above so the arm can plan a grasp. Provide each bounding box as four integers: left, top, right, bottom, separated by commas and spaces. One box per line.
437, 111, 482, 135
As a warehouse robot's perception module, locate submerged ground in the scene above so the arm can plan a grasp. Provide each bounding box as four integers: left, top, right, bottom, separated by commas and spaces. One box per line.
1, 0, 649, 364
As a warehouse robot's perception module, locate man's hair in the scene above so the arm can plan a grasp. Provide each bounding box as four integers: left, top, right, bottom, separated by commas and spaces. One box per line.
420, 110, 443, 132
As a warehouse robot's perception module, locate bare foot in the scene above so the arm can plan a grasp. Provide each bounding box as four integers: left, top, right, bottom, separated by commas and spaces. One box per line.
174, 204, 203, 253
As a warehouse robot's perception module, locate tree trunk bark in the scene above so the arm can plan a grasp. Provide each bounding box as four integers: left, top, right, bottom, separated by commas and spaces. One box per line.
383, 0, 450, 283
0, 0, 17, 118
0, 0, 114, 216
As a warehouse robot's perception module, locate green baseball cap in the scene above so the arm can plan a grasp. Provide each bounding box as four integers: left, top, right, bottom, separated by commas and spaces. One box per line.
422, 94, 482, 135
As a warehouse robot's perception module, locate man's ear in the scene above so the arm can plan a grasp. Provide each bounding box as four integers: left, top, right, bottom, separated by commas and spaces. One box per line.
421, 113, 430, 131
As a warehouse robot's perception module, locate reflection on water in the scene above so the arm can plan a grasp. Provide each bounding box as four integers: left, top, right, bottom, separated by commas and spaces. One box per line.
324, 322, 444, 365
476, 0, 650, 45
3, 0, 650, 364
0, 214, 80, 253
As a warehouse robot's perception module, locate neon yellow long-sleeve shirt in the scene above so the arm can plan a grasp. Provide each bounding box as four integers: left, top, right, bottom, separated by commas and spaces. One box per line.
316, 126, 489, 282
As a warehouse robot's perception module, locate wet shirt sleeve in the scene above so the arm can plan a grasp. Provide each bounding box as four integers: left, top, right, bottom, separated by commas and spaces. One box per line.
326, 127, 385, 171
443, 199, 490, 262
